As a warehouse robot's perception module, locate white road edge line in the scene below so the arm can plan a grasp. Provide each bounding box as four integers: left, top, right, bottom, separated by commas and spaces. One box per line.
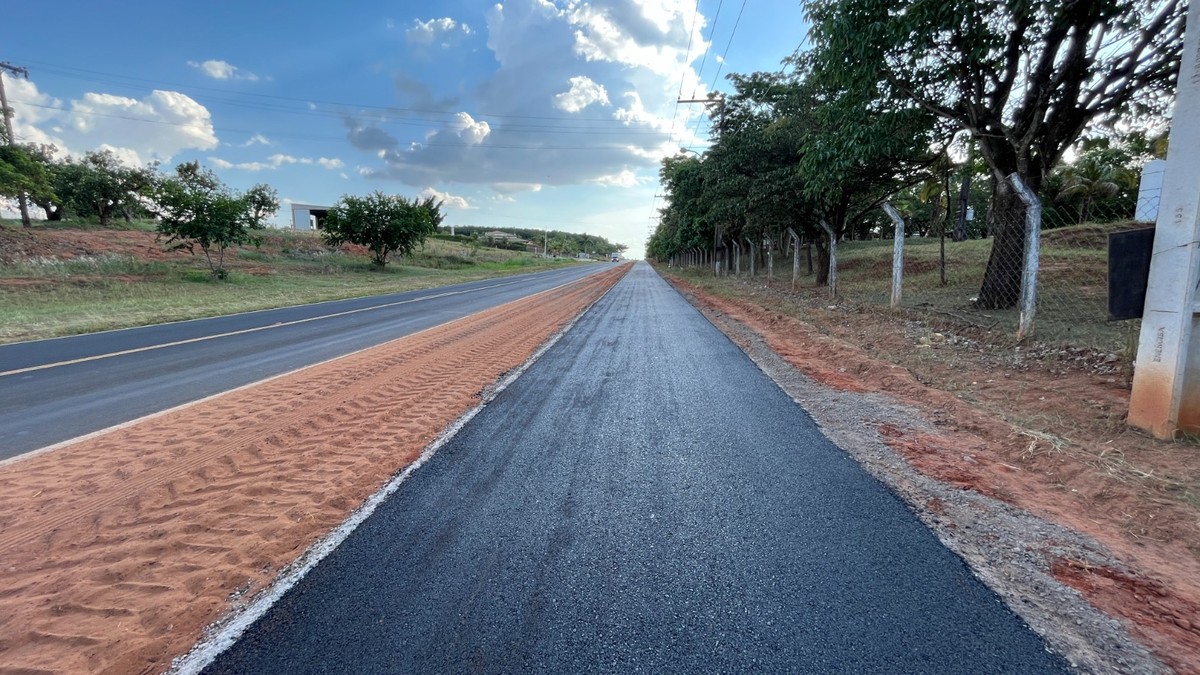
0, 271, 597, 469
0, 276, 542, 377
166, 267, 624, 675
1, 264, 585, 349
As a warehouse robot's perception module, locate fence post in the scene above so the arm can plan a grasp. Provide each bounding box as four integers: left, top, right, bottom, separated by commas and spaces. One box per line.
1011, 173, 1042, 341
767, 242, 774, 287
733, 241, 741, 276
788, 227, 800, 290
883, 203, 905, 308
820, 219, 837, 298
745, 237, 755, 277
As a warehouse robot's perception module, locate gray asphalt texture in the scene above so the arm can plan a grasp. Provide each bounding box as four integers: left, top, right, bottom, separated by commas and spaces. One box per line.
0, 264, 606, 458
204, 263, 1068, 674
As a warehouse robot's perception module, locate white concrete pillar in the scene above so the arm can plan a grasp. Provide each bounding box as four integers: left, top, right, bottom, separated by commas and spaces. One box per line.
1128, 0, 1200, 438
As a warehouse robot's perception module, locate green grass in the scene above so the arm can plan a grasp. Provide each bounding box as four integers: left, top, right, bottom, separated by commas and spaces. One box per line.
677, 220, 1141, 352
0, 224, 578, 343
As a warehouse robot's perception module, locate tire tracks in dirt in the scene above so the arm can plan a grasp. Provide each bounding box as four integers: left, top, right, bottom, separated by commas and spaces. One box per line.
0, 264, 628, 675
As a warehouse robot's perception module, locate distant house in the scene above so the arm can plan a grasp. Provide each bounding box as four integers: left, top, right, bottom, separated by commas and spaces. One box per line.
482, 230, 530, 248
290, 203, 332, 231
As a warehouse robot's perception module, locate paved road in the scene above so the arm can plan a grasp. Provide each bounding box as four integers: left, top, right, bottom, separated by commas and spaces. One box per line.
204, 262, 1067, 674
0, 264, 607, 459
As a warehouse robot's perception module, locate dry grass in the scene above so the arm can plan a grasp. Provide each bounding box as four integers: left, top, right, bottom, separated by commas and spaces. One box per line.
0, 225, 579, 343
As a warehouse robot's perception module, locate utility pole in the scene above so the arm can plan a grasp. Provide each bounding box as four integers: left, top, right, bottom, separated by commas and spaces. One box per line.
0, 62, 32, 227
678, 94, 726, 276
1128, 0, 1200, 438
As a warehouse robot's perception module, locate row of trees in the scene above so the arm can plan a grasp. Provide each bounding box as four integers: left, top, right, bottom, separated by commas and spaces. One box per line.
0, 142, 281, 280
443, 225, 625, 258
649, 0, 1184, 308
0, 143, 594, 274
0, 144, 450, 275
0, 146, 157, 227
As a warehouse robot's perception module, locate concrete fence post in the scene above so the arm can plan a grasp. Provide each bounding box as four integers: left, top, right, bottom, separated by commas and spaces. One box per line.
767, 242, 774, 287
1011, 173, 1041, 341
883, 203, 905, 308
788, 228, 800, 291
745, 237, 756, 277
733, 241, 741, 276
820, 219, 837, 298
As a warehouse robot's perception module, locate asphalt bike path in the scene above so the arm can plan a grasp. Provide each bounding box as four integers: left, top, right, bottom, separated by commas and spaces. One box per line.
204, 262, 1068, 673
0, 264, 607, 458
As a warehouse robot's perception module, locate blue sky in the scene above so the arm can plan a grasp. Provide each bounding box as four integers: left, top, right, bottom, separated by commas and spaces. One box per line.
3, 1, 809, 258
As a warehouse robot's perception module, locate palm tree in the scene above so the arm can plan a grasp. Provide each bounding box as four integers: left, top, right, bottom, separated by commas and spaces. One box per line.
1054, 153, 1136, 225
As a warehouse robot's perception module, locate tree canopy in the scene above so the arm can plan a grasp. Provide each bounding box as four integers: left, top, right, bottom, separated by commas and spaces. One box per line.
806, 0, 1184, 306
322, 192, 444, 267
152, 161, 278, 279
651, 0, 1182, 306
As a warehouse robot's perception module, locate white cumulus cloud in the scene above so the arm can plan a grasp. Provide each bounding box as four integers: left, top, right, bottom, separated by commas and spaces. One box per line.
447, 112, 490, 145
554, 76, 610, 113
207, 153, 346, 172
188, 59, 260, 81
589, 168, 642, 187
236, 133, 271, 147
61, 89, 218, 165
422, 187, 474, 209
406, 17, 472, 45
351, 0, 711, 192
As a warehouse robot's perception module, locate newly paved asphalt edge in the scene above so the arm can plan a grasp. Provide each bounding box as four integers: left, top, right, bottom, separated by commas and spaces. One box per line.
205, 262, 1069, 674
171, 268, 626, 675
0, 264, 608, 457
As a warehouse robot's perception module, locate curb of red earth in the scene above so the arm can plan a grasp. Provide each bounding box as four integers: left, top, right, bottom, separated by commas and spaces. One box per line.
663, 273, 1169, 675
167, 266, 627, 675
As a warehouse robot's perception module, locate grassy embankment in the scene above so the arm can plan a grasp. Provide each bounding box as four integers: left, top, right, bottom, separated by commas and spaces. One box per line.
0, 220, 581, 344
675, 220, 1136, 352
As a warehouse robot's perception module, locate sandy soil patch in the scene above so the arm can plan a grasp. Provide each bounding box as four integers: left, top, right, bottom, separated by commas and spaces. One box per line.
0, 264, 627, 675
666, 273, 1200, 674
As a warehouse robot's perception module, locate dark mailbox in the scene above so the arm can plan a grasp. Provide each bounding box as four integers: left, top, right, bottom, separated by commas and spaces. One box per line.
1108, 227, 1155, 321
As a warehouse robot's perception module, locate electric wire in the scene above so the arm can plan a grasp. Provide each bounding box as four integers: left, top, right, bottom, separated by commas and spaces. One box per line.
12, 100, 660, 151
22, 60, 640, 126
690, 0, 749, 140
691, 0, 725, 95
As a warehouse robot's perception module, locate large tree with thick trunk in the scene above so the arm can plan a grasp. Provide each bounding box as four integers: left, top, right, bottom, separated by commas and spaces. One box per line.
807, 0, 1185, 308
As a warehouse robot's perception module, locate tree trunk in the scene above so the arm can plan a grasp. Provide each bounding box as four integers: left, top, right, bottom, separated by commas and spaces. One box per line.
815, 239, 830, 286
975, 177, 1029, 309
33, 199, 62, 221
98, 202, 112, 227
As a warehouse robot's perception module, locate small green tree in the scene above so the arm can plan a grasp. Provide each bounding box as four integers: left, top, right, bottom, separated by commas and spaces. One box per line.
322, 192, 443, 268
0, 144, 56, 226
152, 162, 278, 279
54, 150, 154, 226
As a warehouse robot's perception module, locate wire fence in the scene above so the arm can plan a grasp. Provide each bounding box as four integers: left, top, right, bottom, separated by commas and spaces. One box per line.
669, 172, 1159, 358
876, 174, 1153, 354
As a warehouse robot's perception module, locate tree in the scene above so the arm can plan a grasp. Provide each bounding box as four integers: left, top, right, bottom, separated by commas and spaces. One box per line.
152, 161, 278, 279
808, 0, 1185, 307
322, 192, 443, 267
55, 150, 155, 226
0, 144, 56, 225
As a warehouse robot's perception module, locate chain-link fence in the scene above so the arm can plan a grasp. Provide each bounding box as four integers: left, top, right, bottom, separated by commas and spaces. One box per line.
666, 170, 1158, 356
869, 172, 1154, 354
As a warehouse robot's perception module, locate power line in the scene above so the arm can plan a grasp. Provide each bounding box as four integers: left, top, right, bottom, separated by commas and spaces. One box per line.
691, 0, 748, 140
23, 59, 642, 126
13, 99, 672, 152
692, 0, 725, 93
707, 0, 749, 92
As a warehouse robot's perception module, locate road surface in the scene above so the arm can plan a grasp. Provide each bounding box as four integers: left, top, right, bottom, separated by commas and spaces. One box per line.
0, 264, 608, 459
204, 263, 1067, 674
